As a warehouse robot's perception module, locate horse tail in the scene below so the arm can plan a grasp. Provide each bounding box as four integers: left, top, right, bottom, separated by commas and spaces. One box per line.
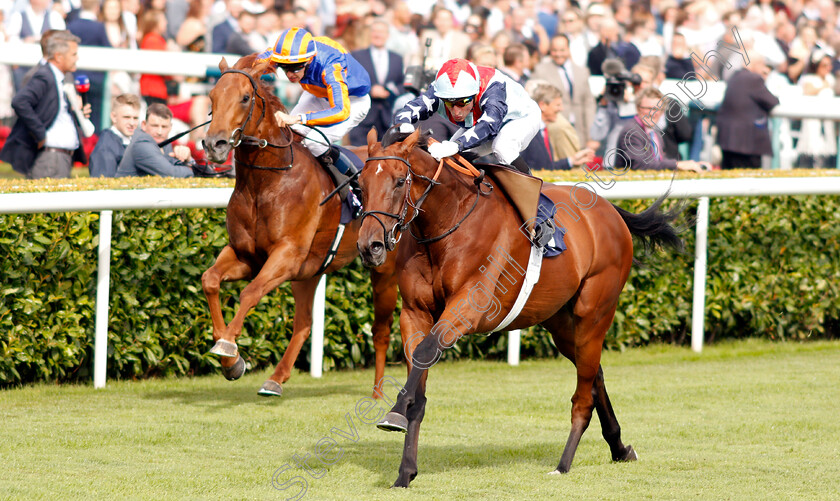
611, 191, 686, 255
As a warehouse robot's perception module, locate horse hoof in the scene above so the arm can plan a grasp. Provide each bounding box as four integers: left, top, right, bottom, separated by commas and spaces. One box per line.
377, 412, 408, 433
622, 445, 638, 462
257, 380, 283, 397
548, 470, 566, 475
209, 339, 238, 358
221, 355, 246, 381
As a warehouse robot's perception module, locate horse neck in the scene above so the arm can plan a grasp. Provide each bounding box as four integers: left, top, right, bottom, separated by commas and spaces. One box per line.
408, 154, 499, 246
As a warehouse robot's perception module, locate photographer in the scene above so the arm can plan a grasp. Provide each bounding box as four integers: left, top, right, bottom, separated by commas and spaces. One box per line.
589, 58, 642, 156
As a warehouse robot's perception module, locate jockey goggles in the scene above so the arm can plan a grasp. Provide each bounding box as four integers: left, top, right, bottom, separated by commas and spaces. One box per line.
278, 62, 308, 73
442, 95, 475, 108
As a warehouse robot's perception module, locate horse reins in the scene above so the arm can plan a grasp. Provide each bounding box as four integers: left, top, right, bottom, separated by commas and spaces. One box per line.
362, 145, 492, 249
219, 68, 295, 171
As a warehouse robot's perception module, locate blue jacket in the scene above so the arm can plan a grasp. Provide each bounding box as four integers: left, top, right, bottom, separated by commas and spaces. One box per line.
115, 128, 194, 177
259, 37, 371, 126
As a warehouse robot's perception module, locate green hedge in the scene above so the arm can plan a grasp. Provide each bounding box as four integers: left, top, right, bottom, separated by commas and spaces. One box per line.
1, 175, 839, 385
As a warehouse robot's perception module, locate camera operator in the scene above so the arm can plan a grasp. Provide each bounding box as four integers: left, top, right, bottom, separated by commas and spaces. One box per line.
589, 58, 642, 156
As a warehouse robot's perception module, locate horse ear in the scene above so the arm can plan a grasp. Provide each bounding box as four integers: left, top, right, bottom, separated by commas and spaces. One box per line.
400, 128, 421, 153
366, 127, 378, 148
219, 57, 229, 73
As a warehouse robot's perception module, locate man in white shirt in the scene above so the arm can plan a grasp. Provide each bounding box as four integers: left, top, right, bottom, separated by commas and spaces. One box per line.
1, 30, 89, 178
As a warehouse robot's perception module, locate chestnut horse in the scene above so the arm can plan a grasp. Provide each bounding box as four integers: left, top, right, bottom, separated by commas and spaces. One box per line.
200, 54, 399, 398
357, 128, 683, 486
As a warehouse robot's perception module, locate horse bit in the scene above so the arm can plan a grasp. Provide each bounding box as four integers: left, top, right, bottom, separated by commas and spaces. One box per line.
219, 68, 295, 171
361, 153, 492, 250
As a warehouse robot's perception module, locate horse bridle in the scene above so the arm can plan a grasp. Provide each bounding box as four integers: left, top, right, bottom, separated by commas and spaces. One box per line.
361, 154, 491, 250
219, 68, 295, 171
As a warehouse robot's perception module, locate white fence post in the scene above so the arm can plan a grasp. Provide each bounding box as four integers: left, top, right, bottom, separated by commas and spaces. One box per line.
310, 275, 327, 378
507, 330, 521, 366
691, 197, 710, 353
94, 210, 113, 388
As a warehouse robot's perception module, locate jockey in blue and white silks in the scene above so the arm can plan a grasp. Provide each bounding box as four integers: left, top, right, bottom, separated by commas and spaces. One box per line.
393, 58, 541, 172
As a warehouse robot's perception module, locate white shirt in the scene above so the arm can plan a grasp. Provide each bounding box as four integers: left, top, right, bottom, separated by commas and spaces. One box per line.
44, 63, 79, 150
110, 126, 132, 145
6, 5, 65, 41
370, 47, 388, 84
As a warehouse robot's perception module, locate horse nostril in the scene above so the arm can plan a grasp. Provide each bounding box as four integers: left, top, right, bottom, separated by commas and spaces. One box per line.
370, 241, 384, 255
214, 139, 228, 150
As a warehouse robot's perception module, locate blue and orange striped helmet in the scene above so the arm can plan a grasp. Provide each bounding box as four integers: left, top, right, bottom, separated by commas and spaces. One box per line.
270, 28, 317, 65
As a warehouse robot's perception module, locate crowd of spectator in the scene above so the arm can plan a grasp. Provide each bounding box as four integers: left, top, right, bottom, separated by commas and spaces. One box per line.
2, 0, 840, 178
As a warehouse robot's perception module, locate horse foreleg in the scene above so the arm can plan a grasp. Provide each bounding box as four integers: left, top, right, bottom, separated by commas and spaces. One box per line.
369, 260, 399, 399
202, 245, 252, 379
259, 276, 320, 397
392, 371, 428, 488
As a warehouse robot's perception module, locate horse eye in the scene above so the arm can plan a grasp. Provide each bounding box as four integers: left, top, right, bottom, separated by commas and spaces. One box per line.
241, 94, 250, 104
395, 177, 406, 188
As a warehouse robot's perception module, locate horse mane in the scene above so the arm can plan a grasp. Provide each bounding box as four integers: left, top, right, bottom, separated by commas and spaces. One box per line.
381, 126, 432, 150
231, 53, 287, 113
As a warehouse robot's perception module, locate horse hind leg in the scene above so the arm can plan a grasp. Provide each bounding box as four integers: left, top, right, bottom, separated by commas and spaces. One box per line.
201, 245, 252, 380
544, 280, 629, 474
592, 365, 638, 463
258, 275, 321, 397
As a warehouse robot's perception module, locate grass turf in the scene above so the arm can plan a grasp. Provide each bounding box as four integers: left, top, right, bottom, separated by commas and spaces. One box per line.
2, 339, 839, 500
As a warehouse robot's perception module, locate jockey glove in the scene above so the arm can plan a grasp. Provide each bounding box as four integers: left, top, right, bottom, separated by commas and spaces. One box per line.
428, 140, 459, 161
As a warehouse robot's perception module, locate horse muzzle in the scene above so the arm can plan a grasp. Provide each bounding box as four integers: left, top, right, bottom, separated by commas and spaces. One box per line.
203, 132, 233, 164
358, 240, 386, 268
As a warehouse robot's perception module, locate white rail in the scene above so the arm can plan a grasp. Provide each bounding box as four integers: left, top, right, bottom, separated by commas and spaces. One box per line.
2, 177, 840, 386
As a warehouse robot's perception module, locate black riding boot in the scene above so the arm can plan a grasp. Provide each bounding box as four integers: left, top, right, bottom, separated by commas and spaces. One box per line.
509, 155, 532, 175
317, 148, 364, 219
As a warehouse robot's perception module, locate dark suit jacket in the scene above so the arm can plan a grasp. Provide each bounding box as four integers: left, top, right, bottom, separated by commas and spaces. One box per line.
212, 20, 236, 54
522, 128, 572, 171
115, 128, 194, 177
348, 47, 404, 146
716, 68, 779, 156
614, 117, 677, 171
0, 63, 86, 175
89, 128, 126, 177
662, 110, 694, 160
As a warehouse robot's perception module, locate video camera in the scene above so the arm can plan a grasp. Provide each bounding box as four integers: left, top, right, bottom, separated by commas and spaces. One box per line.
402, 38, 437, 95
601, 58, 642, 104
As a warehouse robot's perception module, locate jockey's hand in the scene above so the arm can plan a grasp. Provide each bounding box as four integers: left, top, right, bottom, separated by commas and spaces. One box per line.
428, 140, 459, 161
274, 111, 301, 127
398, 123, 414, 134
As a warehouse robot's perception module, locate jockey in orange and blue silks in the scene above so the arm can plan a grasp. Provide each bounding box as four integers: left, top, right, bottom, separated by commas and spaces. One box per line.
393, 58, 541, 174
258, 27, 371, 159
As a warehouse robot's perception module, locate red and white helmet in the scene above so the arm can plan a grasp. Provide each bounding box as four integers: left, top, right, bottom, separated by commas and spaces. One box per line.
433, 59, 480, 99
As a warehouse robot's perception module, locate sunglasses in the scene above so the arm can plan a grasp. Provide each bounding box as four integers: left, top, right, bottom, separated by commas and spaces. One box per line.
442, 96, 475, 108
279, 63, 307, 73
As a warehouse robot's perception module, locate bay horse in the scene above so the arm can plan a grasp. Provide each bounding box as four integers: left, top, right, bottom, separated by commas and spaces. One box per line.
200, 54, 399, 398
357, 128, 683, 486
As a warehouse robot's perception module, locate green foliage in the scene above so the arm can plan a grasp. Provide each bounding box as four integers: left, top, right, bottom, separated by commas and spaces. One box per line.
1, 189, 839, 385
